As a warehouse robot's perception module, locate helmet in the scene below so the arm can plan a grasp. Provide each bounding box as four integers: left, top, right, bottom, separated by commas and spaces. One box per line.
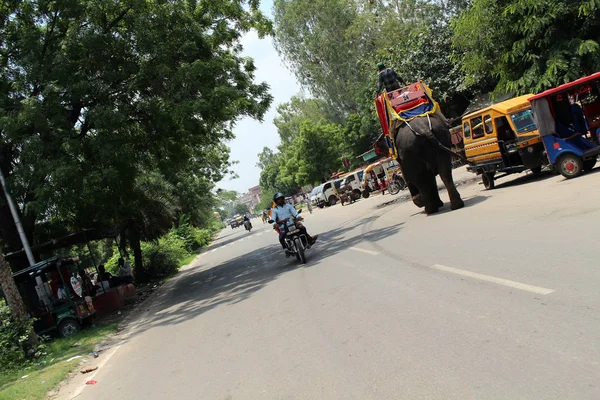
377, 62, 385, 69
273, 192, 285, 202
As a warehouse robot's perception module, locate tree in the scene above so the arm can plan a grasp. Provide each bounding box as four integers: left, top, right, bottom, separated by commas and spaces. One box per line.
274, 96, 341, 145
0, 254, 37, 346
0, 0, 273, 278
453, 0, 600, 95
233, 203, 250, 215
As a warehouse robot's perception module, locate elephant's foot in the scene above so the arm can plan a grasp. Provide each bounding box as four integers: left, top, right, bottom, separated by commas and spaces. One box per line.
451, 198, 465, 210
436, 199, 444, 208
412, 194, 424, 208
425, 204, 440, 214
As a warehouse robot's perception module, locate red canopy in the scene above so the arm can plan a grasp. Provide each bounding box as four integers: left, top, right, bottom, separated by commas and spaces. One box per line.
528, 72, 600, 101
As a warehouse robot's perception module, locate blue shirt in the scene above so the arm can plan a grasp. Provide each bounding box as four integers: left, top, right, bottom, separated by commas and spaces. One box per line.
271, 203, 299, 229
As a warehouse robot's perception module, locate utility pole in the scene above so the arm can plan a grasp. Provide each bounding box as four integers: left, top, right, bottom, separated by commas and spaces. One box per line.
0, 169, 35, 265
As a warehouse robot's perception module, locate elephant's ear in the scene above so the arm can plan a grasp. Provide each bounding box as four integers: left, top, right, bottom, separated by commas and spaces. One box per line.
373, 133, 390, 156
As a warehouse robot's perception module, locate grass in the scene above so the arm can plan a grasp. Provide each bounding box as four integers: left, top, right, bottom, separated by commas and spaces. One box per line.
0, 323, 117, 400
179, 253, 197, 267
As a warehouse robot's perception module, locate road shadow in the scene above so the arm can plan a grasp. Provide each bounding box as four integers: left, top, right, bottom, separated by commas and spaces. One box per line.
492, 170, 555, 190
124, 215, 402, 337
203, 227, 268, 251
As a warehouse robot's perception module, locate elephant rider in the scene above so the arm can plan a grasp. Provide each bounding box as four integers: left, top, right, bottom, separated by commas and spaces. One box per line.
271, 192, 318, 252
376, 62, 406, 95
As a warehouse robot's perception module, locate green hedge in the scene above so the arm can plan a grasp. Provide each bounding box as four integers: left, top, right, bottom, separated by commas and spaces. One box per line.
0, 301, 42, 373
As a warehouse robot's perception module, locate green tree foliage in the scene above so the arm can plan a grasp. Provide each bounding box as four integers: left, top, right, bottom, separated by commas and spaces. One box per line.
233, 203, 250, 216
0, 0, 272, 279
453, 0, 600, 94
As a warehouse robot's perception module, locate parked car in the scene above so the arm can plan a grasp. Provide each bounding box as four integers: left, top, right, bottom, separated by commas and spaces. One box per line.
316, 179, 343, 207
339, 170, 365, 201
311, 185, 324, 207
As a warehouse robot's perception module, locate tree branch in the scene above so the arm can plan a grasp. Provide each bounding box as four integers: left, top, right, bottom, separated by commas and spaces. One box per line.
105, 7, 132, 33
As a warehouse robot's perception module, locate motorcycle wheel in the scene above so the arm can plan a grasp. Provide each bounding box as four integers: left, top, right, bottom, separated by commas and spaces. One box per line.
295, 238, 306, 264
388, 181, 401, 195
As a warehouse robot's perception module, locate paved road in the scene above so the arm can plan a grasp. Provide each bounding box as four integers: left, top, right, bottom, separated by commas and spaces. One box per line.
60, 169, 600, 400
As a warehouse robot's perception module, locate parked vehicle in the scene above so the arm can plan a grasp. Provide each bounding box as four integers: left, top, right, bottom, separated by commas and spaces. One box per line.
269, 210, 311, 264
313, 179, 342, 207
338, 170, 365, 205
387, 172, 407, 195
361, 157, 401, 196
528, 72, 600, 179
12, 257, 96, 337
462, 94, 547, 189
310, 185, 324, 207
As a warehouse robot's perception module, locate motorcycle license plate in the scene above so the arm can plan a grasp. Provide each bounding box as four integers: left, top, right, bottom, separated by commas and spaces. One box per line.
287, 229, 299, 235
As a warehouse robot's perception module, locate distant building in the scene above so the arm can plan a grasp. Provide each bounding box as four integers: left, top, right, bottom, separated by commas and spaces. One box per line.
240, 185, 262, 210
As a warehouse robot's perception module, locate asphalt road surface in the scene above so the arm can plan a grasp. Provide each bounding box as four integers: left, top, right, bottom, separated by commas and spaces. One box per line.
59, 168, 600, 400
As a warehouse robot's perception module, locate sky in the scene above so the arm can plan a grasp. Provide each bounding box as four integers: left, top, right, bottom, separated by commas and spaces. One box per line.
216, 1, 302, 194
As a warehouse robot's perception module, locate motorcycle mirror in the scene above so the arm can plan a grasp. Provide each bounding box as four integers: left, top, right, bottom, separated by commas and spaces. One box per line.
297, 209, 302, 214
268, 219, 274, 224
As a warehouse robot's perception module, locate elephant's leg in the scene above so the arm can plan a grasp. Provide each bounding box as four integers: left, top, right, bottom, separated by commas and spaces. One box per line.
406, 181, 423, 208
428, 173, 444, 209
438, 154, 465, 210
400, 154, 426, 209
422, 173, 441, 214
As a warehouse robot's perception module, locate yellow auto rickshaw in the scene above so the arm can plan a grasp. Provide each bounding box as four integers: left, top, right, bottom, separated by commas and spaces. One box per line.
462, 94, 547, 189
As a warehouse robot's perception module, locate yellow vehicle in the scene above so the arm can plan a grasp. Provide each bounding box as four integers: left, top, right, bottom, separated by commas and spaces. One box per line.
462, 94, 547, 189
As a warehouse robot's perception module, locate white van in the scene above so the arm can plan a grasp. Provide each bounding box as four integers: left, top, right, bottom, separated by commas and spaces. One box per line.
339, 170, 365, 199
317, 179, 342, 207
310, 185, 324, 207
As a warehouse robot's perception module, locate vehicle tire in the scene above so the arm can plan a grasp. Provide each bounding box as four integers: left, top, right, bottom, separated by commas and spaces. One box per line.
556, 153, 583, 179
388, 181, 401, 195
362, 190, 370, 199
328, 195, 337, 206
530, 166, 542, 174
583, 159, 596, 171
352, 189, 362, 200
295, 238, 306, 264
398, 177, 407, 190
59, 319, 80, 337
482, 172, 495, 190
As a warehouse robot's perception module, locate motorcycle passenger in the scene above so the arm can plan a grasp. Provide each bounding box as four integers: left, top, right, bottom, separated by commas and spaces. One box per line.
271, 192, 318, 251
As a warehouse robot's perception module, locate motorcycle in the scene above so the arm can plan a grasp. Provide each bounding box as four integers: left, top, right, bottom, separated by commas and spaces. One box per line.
387, 172, 407, 195
243, 219, 252, 232
339, 185, 361, 206
269, 210, 310, 264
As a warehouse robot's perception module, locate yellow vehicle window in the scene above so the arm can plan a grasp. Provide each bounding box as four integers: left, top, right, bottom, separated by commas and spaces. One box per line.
471, 116, 484, 139
463, 122, 471, 139
484, 115, 493, 134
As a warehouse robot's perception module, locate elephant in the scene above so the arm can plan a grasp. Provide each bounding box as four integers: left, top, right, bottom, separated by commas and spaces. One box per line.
376, 115, 464, 214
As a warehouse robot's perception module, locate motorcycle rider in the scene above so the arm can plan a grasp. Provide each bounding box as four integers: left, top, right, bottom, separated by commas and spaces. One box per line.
242, 214, 251, 229
271, 192, 318, 252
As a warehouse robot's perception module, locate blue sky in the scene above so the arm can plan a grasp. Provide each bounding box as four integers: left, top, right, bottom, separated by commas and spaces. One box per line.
217, 0, 302, 194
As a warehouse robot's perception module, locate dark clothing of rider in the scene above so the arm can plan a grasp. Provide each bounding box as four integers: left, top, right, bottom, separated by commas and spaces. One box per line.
377, 62, 406, 95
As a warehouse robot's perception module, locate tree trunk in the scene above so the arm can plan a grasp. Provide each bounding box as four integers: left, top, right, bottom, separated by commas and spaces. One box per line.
128, 228, 146, 283
0, 253, 37, 347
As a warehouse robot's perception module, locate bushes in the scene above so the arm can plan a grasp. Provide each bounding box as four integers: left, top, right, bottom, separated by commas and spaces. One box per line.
140, 231, 188, 279
0, 301, 38, 373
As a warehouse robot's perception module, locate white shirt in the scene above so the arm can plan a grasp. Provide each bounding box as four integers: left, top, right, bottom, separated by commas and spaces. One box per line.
120, 260, 133, 277
271, 203, 299, 229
